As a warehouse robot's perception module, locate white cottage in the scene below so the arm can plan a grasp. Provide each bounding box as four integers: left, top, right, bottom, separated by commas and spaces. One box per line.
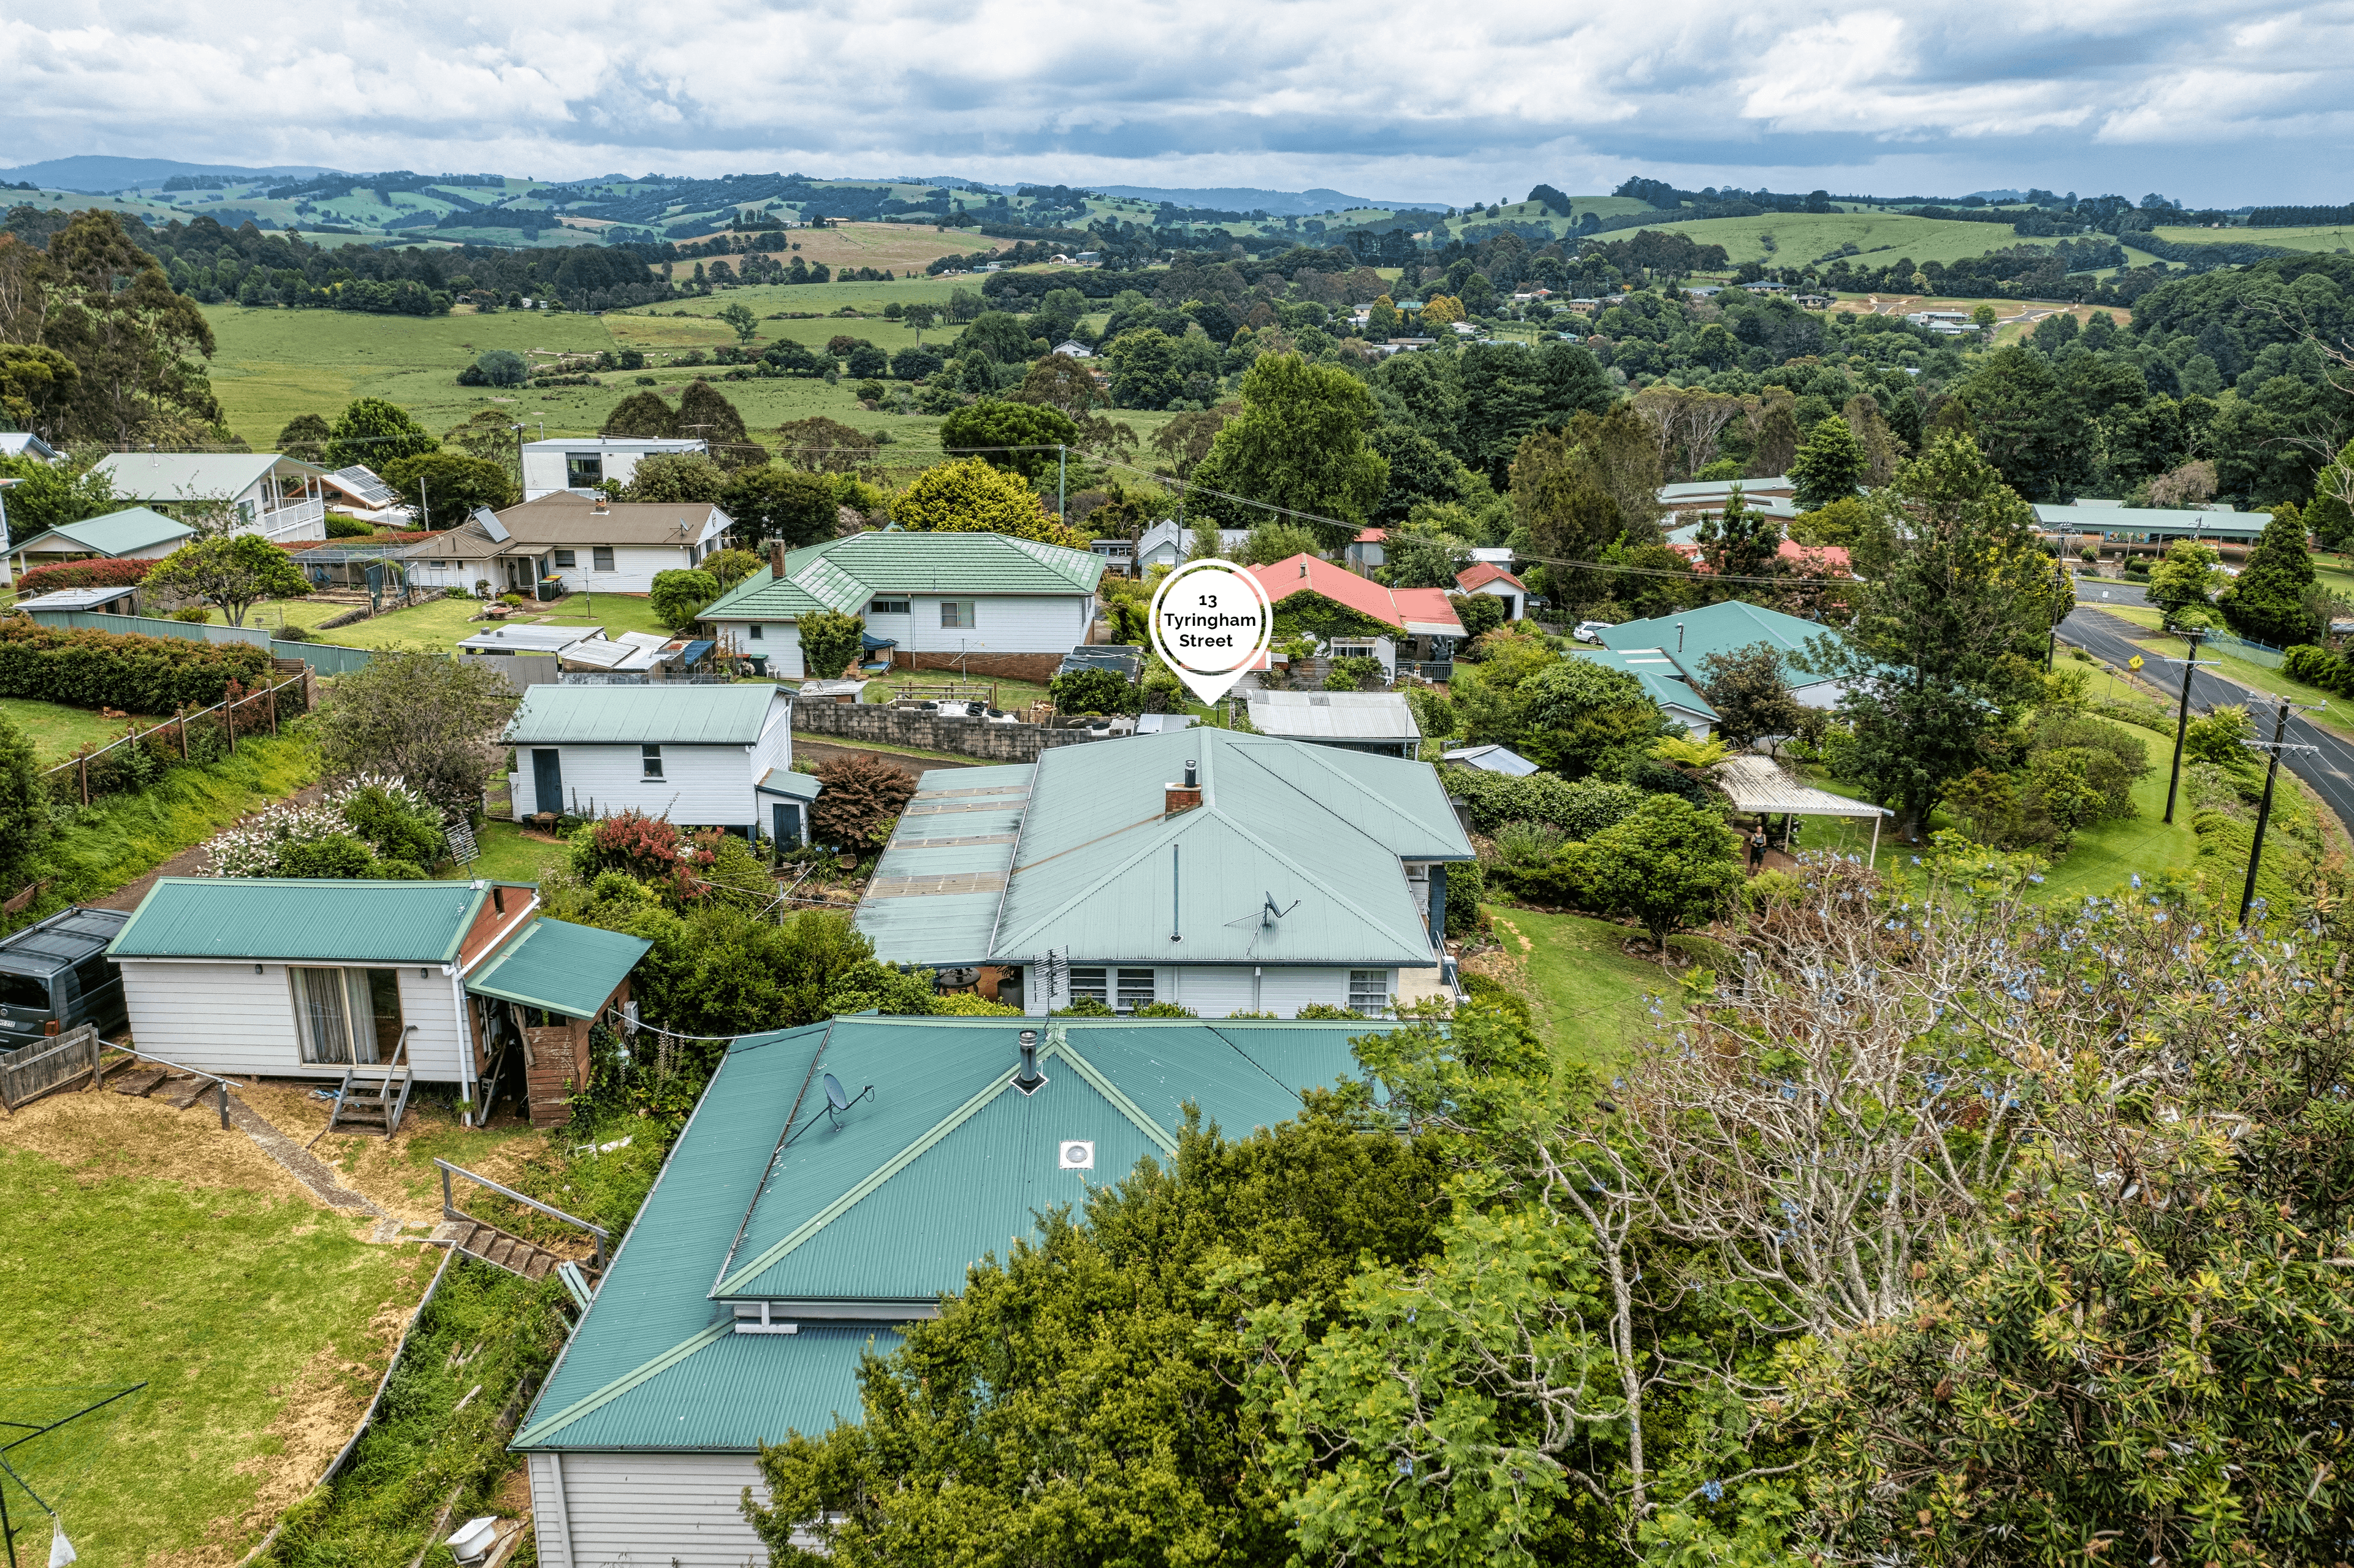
503, 683, 815, 845
698, 530, 1102, 682
520, 437, 709, 501
91, 451, 329, 545
402, 493, 734, 597
104, 878, 644, 1111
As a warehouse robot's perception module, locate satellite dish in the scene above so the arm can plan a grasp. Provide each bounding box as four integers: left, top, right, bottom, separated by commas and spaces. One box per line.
823, 1073, 850, 1111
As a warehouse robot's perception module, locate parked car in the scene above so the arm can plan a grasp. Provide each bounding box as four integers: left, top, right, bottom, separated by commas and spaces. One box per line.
1573, 620, 1615, 644
0, 905, 132, 1051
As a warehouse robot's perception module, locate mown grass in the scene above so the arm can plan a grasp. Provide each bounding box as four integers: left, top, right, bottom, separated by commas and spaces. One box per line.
2125, 631, 2354, 737
1480, 907, 1683, 1071
2151, 223, 2354, 256
0, 1138, 422, 1566
0, 696, 158, 764
8, 731, 319, 926
438, 821, 573, 886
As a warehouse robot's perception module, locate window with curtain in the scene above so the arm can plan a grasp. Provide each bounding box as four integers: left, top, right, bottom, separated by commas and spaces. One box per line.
293, 967, 403, 1065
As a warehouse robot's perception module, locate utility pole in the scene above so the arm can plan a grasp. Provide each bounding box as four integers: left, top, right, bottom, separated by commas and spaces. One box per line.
1057, 444, 1067, 519
2238, 698, 2322, 926
419, 473, 431, 532
2046, 560, 2069, 671
510, 422, 527, 500
2158, 627, 2218, 825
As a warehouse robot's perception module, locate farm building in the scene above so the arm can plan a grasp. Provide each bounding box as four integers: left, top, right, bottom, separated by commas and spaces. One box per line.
5, 506, 194, 576
502, 683, 807, 841
105, 878, 646, 1124
852, 726, 1471, 1017
92, 451, 329, 546
520, 437, 709, 502
402, 493, 734, 597
697, 531, 1103, 682
512, 1012, 1402, 1567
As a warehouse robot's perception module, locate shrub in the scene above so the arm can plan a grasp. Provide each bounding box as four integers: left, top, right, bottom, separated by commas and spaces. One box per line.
15, 556, 151, 596
0, 618, 273, 712
808, 753, 916, 849
570, 810, 691, 885
649, 569, 719, 630
1440, 766, 1645, 839
1324, 655, 1384, 691
1050, 667, 1135, 715
1295, 1003, 1365, 1019
2285, 643, 2354, 698
325, 515, 375, 538
1442, 859, 1486, 937
1054, 996, 1116, 1017
796, 611, 866, 682
171, 607, 212, 623
208, 777, 440, 878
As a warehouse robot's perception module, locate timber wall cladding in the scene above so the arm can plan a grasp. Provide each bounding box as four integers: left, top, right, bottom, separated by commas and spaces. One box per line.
790, 701, 1122, 763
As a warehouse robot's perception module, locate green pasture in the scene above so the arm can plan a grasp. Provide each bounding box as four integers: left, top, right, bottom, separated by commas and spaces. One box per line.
1623, 210, 2082, 269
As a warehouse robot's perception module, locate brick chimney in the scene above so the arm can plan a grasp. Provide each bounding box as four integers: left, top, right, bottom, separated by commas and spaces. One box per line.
1164, 758, 1201, 816
769, 541, 787, 579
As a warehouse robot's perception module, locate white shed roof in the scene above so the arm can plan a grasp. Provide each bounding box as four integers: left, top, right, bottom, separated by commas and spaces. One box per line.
1712, 755, 1892, 818
1245, 690, 1421, 741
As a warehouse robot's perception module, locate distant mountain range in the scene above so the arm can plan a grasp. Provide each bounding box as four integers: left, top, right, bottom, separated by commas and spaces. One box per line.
0, 156, 341, 192
0, 156, 1448, 216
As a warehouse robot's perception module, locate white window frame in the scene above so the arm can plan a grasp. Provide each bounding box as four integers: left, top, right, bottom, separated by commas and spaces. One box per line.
1067, 967, 1108, 1006
552, 549, 577, 568
747, 623, 763, 641
291, 966, 400, 1065
939, 600, 976, 630
869, 599, 910, 615
592, 546, 615, 572
1115, 968, 1154, 1013
1347, 969, 1391, 1016
641, 744, 664, 780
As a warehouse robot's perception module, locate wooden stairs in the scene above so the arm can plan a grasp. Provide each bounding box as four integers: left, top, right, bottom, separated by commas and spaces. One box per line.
324, 1031, 416, 1138
432, 1217, 571, 1281
110, 1062, 222, 1111
434, 1158, 611, 1292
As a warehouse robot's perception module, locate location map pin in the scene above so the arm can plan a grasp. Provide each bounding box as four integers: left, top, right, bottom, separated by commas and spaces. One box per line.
1148, 558, 1274, 706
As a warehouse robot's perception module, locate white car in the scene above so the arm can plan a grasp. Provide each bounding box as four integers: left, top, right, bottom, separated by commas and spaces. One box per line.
1573, 620, 1614, 644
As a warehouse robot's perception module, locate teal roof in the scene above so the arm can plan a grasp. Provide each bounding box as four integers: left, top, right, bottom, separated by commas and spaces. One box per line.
465, 918, 651, 1019
12, 506, 192, 558
503, 683, 786, 745
110, 878, 505, 963
853, 731, 1472, 970
756, 768, 823, 801
1597, 599, 1846, 683
701, 530, 1104, 622
512, 1014, 1393, 1453
1567, 647, 1721, 720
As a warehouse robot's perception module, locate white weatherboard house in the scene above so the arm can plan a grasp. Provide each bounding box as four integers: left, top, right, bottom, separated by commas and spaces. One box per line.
92, 452, 329, 545
521, 437, 709, 502
104, 879, 646, 1109
698, 530, 1103, 682
402, 493, 734, 596
503, 683, 815, 844
1133, 517, 1247, 571
855, 726, 1473, 1017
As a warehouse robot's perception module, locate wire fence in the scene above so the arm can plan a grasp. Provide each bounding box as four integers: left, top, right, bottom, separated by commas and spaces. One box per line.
38, 671, 310, 807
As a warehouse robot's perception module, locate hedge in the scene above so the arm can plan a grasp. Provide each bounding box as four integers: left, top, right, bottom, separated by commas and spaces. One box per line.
0, 618, 275, 712
39, 674, 311, 807
15, 557, 153, 596
2284, 644, 2354, 698
1439, 765, 1645, 839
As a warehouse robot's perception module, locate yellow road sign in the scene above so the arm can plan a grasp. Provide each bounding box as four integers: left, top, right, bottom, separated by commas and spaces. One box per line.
2128, 655, 2144, 671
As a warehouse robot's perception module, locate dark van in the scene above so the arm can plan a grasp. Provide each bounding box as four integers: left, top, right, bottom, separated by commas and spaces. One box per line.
0, 906, 132, 1051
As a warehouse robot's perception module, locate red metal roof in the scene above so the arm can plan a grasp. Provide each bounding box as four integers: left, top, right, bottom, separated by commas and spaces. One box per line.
1669, 539, 1853, 576
1455, 561, 1528, 593
1249, 554, 1466, 636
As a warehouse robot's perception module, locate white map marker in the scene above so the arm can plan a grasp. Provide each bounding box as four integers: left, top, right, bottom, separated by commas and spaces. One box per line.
1148, 558, 1273, 706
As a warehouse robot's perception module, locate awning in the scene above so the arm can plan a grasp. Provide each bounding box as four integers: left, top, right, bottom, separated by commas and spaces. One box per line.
861, 632, 897, 651
756, 768, 823, 801
467, 918, 652, 1020
1712, 756, 1893, 818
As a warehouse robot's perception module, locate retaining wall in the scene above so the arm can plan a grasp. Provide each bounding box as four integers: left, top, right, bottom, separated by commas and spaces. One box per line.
791, 700, 1119, 763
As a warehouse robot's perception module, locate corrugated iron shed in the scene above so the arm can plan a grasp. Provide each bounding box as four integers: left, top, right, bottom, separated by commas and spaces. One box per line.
502, 683, 786, 745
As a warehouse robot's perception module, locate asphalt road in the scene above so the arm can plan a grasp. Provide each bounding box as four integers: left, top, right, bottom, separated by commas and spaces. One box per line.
2058, 604, 2354, 837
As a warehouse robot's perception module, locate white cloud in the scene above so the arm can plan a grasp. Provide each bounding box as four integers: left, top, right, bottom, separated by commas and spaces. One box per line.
3, 0, 2351, 202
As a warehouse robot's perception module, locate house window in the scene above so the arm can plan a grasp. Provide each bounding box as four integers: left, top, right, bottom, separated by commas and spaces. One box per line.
869, 599, 910, 616
292, 967, 402, 1065
1348, 970, 1390, 1015
566, 453, 603, 489
1067, 967, 1108, 1007
553, 549, 576, 568
747, 623, 763, 641
1116, 968, 1155, 1012
592, 547, 615, 572
641, 744, 664, 780
939, 601, 975, 630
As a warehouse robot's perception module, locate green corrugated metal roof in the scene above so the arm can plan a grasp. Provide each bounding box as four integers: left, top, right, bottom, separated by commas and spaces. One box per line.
756, 769, 823, 801
513, 1015, 1386, 1453
465, 918, 651, 1019
1567, 647, 1721, 720
1597, 599, 1844, 682
853, 730, 1472, 970
503, 683, 786, 745
109, 878, 495, 963
13, 506, 192, 558
700, 530, 1104, 622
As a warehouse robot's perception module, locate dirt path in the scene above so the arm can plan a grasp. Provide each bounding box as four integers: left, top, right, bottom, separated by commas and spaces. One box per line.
91, 780, 329, 910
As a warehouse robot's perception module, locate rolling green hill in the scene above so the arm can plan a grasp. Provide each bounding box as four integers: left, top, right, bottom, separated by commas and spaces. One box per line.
1602, 210, 2081, 268
2151, 223, 2354, 256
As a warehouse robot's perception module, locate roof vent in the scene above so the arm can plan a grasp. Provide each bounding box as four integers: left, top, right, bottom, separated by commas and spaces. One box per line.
1015, 1029, 1045, 1094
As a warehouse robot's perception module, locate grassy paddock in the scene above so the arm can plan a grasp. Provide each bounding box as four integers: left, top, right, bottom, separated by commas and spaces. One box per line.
0, 696, 158, 765
1621, 210, 2088, 270
1473, 907, 1682, 1071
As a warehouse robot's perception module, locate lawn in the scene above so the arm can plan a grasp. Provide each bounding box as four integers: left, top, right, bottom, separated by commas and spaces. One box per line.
0, 1092, 429, 1566
1797, 718, 2202, 904
440, 820, 573, 885
1477, 907, 1682, 1071
0, 696, 155, 765
2127, 631, 2354, 737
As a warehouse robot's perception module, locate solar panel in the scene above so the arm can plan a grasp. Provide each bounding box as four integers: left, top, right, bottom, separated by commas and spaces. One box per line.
330, 465, 398, 507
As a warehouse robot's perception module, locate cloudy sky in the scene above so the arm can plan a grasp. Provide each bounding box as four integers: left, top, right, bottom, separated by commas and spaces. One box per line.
4, 0, 2345, 204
